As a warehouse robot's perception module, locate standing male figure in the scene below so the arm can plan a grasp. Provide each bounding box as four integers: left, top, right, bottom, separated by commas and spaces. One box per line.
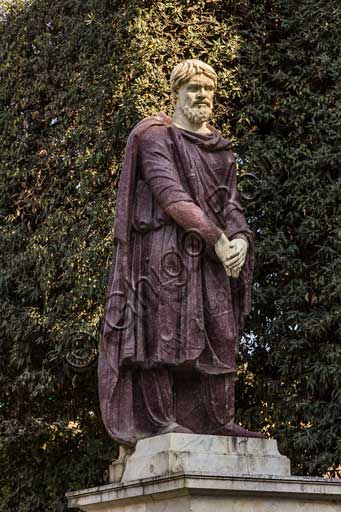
99, 59, 263, 447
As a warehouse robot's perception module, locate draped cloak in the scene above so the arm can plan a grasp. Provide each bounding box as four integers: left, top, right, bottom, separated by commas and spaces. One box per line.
98, 113, 255, 445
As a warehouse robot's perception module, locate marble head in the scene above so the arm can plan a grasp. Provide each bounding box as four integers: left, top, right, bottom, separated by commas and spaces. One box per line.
170, 59, 217, 125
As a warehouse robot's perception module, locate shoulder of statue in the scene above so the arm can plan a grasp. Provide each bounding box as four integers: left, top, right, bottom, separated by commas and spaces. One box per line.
130, 112, 172, 138
133, 115, 174, 149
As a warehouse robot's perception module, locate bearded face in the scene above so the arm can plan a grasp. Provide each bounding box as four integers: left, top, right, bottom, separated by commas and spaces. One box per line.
176, 73, 215, 125
182, 102, 212, 124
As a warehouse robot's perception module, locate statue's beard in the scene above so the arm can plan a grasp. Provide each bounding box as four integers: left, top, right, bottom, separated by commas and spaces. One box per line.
182, 103, 212, 124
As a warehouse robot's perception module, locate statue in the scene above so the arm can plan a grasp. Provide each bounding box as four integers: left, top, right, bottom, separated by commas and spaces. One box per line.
98, 59, 263, 450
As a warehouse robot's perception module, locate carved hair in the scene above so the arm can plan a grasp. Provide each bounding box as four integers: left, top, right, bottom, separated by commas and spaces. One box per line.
170, 59, 217, 101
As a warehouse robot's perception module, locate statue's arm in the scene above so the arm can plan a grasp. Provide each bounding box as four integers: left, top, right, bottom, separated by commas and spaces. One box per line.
164, 201, 222, 246
138, 128, 222, 247
223, 154, 252, 243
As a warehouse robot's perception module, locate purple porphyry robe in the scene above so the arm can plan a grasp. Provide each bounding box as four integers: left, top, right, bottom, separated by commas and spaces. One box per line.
98, 113, 255, 445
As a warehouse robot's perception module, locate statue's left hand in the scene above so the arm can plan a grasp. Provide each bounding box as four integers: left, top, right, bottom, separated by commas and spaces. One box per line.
215, 234, 248, 278
223, 238, 248, 275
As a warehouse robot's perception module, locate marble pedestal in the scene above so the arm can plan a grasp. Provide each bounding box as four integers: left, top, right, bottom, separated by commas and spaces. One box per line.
116, 434, 291, 482
66, 434, 341, 512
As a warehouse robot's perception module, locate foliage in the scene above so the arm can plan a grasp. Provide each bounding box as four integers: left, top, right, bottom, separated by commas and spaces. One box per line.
0, 0, 340, 509
234, 0, 341, 477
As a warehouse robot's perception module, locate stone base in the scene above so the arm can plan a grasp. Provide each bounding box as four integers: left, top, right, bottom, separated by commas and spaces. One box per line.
66, 434, 341, 511
116, 434, 291, 482
67, 473, 341, 511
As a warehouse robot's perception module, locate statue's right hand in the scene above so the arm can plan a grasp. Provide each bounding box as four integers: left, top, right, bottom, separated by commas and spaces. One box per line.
214, 233, 231, 263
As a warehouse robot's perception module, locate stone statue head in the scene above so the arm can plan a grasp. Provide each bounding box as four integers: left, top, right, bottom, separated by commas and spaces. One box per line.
170, 59, 217, 124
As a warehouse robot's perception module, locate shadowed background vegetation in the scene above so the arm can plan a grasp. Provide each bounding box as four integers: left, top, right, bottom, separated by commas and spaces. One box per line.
0, 0, 340, 510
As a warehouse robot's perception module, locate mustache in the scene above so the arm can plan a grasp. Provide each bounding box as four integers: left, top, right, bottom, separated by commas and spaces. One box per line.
193, 100, 211, 106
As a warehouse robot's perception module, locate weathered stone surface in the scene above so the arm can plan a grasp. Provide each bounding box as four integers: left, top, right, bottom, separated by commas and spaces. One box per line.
120, 433, 291, 482
66, 434, 341, 511
66, 473, 341, 512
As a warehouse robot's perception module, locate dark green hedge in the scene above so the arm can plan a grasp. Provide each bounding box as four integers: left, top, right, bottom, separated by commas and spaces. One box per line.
0, 0, 340, 510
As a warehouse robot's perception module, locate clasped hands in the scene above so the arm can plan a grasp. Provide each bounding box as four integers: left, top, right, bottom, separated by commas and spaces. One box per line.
215, 233, 248, 278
